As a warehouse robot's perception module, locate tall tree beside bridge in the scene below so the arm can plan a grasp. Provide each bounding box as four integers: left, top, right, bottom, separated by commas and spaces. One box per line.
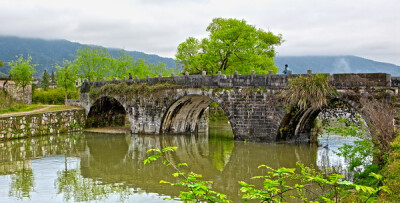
56, 60, 78, 105
175, 18, 282, 75
8, 55, 36, 101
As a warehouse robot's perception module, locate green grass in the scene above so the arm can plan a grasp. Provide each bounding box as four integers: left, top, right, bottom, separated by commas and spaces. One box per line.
35, 105, 82, 113
0, 104, 41, 114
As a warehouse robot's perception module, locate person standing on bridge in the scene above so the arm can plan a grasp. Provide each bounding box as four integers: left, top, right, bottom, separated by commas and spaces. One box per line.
283, 64, 290, 75
129, 73, 133, 80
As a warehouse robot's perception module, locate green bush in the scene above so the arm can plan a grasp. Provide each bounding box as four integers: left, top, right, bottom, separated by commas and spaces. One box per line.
208, 102, 228, 122
33, 87, 79, 104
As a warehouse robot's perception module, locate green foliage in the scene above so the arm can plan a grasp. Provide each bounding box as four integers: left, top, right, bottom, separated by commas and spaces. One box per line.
335, 140, 376, 172
51, 70, 55, 84
325, 115, 379, 179
146, 147, 390, 202
144, 146, 231, 202
284, 74, 337, 110
326, 117, 367, 138
0, 103, 38, 114
380, 134, 400, 201
41, 69, 50, 91
73, 46, 111, 81
176, 18, 282, 75
33, 87, 79, 105
72, 46, 175, 81
208, 102, 228, 122
354, 164, 381, 187
0, 60, 4, 67
241, 162, 390, 203
56, 60, 79, 104
8, 55, 37, 94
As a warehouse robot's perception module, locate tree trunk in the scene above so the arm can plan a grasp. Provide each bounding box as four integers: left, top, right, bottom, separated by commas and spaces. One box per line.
65, 88, 68, 105
22, 86, 25, 104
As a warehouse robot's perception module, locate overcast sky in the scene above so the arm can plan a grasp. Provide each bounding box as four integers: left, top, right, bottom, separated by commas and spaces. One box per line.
0, 0, 399, 65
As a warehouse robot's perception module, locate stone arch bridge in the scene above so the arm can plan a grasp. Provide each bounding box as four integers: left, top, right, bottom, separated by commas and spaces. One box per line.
78, 72, 398, 142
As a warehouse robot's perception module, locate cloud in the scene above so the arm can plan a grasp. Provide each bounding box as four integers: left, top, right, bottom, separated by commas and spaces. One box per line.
0, 0, 399, 65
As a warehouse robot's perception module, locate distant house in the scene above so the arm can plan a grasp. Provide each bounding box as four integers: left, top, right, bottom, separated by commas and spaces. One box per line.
0, 77, 32, 104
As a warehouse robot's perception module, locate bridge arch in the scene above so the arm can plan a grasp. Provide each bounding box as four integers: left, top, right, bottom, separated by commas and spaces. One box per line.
86, 96, 128, 128
160, 93, 234, 137
277, 96, 371, 142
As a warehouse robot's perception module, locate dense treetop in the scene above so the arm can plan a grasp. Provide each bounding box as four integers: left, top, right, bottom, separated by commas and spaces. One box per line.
176, 18, 282, 75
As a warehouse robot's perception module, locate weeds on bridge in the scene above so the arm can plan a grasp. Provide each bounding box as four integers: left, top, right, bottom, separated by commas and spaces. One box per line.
89, 82, 178, 99
284, 74, 337, 110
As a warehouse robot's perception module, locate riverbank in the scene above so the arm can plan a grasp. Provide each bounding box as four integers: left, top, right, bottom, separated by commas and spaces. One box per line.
84, 126, 130, 134
0, 107, 85, 140
0, 105, 81, 117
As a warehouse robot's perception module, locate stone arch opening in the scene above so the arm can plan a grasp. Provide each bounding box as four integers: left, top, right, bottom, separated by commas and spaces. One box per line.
160, 95, 234, 137
86, 96, 127, 128
277, 98, 369, 142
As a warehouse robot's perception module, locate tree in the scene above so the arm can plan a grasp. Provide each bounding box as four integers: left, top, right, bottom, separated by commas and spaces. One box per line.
41, 69, 50, 91
51, 70, 55, 85
0, 60, 4, 67
73, 46, 111, 81
8, 55, 36, 99
109, 50, 133, 79
176, 18, 282, 75
56, 60, 78, 105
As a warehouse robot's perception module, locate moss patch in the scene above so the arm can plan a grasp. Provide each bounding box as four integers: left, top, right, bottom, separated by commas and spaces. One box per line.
89, 82, 178, 99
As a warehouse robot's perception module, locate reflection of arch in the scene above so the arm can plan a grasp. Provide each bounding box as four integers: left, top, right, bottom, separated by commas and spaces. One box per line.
277, 97, 370, 142
160, 94, 234, 137
86, 96, 127, 128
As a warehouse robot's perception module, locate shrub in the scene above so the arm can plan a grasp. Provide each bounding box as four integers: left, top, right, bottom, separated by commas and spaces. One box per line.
33, 87, 79, 105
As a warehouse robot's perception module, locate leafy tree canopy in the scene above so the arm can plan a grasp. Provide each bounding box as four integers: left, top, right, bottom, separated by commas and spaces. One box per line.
72, 46, 174, 81
8, 55, 36, 92
0, 60, 4, 67
73, 47, 111, 81
56, 60, 78, 104
175, 18, 282, 75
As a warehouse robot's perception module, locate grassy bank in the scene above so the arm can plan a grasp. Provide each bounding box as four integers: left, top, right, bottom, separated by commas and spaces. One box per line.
0, 91, 41, 114
0, 104, 41, 114
380, 133, 400, 201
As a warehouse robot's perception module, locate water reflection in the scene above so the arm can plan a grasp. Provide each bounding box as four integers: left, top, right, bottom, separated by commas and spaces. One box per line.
0, 125, 352, 202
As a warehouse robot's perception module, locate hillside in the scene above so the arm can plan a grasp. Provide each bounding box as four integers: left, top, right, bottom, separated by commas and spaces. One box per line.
0, 36, 399, 77
0, 36, 176, 76
274, 56, 400, 76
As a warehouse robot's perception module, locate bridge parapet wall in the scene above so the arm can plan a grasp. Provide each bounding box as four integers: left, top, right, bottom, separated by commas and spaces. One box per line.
81, 73, 392, 93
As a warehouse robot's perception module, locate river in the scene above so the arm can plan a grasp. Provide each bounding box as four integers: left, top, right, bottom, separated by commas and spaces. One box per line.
0, 123, 356, 202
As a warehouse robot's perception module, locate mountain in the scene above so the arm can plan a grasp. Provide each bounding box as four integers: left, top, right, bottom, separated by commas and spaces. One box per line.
0, 36, 176, 77
0, 36, 399, 77
274, 56, 400, 76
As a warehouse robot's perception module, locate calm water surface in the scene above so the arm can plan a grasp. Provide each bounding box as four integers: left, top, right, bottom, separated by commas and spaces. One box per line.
0, 124, 354, 202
